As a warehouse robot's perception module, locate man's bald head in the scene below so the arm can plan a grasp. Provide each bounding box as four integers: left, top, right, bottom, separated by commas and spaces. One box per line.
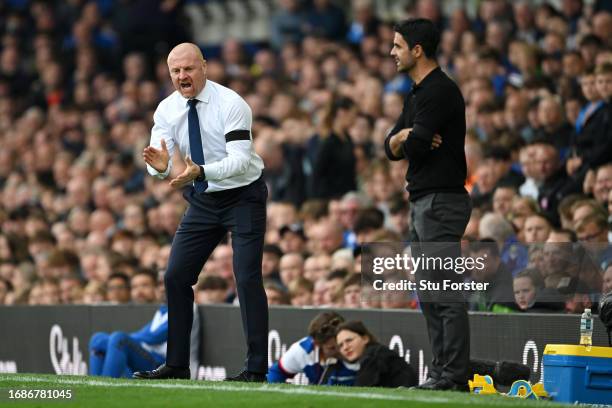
167, 43, 206, 65
167, 43, 207, 99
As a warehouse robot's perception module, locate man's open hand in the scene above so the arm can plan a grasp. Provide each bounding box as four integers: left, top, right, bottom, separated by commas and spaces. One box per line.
143, 139, 170, 172
169, 155, 201, 188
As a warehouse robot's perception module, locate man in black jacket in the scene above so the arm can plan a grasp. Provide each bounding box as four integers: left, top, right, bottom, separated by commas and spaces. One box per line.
385, 19, 471, 391
534, 142, 580, 226
468, 240, 516, 312
567, 67, 612, 186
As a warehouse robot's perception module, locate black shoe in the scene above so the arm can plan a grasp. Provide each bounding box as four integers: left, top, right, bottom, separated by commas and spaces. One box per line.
411, 377, 440, 390
133, 364, 190, 380
427, 378, 469, 392
224, 370, 267, 383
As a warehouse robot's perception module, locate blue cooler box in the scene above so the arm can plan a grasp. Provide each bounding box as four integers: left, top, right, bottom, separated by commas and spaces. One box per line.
543, 344, 612, 404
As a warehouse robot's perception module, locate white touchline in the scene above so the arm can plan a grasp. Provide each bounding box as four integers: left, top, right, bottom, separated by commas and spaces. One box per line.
0, 375, 545, 407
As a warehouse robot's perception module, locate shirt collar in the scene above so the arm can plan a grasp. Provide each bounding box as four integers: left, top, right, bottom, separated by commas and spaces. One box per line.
185, 80, 211, 106
412, 66, 441, 91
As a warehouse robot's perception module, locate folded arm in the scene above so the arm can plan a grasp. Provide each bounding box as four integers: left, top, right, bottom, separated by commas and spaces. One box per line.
402, 89, 445, 161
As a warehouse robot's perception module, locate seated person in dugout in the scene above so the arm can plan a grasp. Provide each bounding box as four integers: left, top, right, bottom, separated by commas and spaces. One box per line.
267, 311, 358, 385
468, 239, 517, 313
335, 320, 417, 388
512, 268, 565, 313
89, 304, 199, 378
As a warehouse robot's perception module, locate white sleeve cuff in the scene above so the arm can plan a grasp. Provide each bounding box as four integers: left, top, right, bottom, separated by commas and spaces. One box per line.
147, 161, 172, 179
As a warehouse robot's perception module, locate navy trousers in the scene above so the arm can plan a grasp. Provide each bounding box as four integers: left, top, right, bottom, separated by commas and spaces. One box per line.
164, 177, 269, 374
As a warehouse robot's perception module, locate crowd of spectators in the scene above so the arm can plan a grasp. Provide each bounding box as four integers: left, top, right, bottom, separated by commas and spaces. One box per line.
0, 0, 611, 315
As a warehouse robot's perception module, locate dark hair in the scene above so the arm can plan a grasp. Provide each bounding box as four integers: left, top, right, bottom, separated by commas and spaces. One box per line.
29, 231, 56, 245
132, 269, 157, 285
579, 34, 603, 48
477, 102, 499, 115
61, 273, 85, 284
0, 277, 14, 292
356, 112, 375, 128
342, 273, 362, 290
564, 50, 582, 60
484, 145, 511, 161
493, 184, 517, 194
333, 97, 355, 111
263, 244, 283, 258
263, 279, 290, 304
478, 47, 501, 63
353, 208, 385, 234
388, 193, 408, 215
319, 96, 356, 136
335, 320, 377, 344
550, 228, 577, 242
308, 311, 345, 344
197, 275, 229, 291
107, 272, 130, 287
327, 268, 349, 281
526, 212, 554, 227
393, 19, 440, 58
112, 229, 135, 242
595, 62, 612, 75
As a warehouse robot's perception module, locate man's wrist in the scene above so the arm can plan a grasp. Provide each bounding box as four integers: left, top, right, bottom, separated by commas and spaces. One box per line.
153, 162, 170, 179
391, 131, 406, 154
195, 165, 205, 181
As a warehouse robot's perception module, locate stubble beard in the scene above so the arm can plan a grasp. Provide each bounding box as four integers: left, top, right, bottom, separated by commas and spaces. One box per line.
397, 59, 416, 75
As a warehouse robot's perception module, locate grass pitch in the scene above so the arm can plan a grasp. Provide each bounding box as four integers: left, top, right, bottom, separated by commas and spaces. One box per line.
0, 374, 564, 407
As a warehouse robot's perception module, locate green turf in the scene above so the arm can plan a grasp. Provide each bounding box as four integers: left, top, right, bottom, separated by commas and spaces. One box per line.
0, 374, 565, 408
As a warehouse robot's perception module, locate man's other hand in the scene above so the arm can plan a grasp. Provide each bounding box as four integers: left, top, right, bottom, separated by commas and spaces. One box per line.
169, 155, 201, 188
431, 134, 442, 149
143, 139, 170, 173
389, 128, 412, 157
390, 128, 442, 156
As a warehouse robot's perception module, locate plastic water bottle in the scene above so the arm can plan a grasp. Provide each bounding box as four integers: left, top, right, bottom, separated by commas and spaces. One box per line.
580, 308, 593, 347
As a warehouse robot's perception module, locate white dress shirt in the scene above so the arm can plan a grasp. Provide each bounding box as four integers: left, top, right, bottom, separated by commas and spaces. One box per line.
147, 80, 264, 192
519, 177, 539, 200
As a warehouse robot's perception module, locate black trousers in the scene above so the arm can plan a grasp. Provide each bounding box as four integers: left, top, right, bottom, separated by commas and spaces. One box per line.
164, 178, 269, 374
410, 192, 472, 384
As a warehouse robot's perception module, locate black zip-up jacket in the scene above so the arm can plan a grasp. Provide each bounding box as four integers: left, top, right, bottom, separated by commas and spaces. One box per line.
384, 67, 467, 201
574, 101, 612, 171
354, 343, 417, 388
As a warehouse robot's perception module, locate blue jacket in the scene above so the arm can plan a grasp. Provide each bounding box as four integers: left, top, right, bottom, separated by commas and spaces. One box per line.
268, 336, 358, 385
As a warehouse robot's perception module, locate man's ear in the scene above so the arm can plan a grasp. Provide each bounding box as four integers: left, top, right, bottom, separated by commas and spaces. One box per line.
412, 44, 423, 58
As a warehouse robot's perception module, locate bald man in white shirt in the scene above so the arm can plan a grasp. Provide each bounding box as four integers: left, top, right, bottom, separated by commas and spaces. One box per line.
134, 43, 268, 382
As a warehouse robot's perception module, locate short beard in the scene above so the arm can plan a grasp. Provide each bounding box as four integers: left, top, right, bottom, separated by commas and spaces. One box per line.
397, 60, 416, 74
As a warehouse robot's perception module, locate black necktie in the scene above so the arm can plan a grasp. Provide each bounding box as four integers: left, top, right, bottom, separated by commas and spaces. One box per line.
187, 99, 208, 193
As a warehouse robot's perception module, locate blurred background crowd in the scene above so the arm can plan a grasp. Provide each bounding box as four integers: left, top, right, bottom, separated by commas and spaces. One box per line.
0, 0, 611, 314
